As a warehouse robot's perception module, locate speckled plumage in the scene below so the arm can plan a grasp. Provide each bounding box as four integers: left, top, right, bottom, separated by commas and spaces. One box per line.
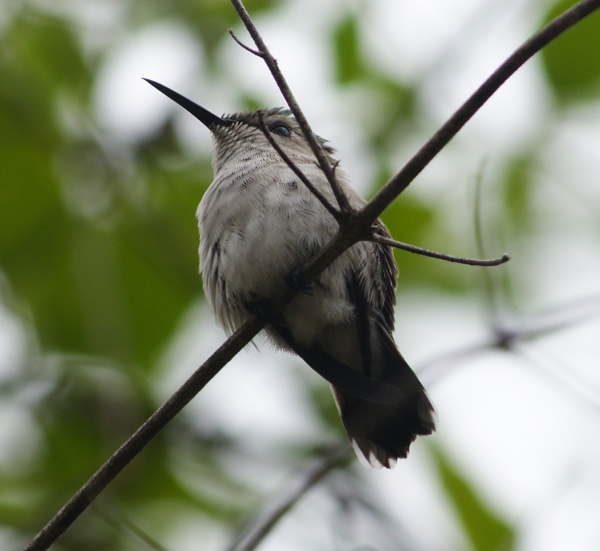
199, 111, 393, 344
145, 79, 435, 467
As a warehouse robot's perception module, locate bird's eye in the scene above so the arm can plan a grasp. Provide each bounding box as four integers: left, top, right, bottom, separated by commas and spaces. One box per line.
269, 123, 292, 137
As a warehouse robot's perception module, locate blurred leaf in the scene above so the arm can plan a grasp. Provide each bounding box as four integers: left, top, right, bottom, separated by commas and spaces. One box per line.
0, 31, 63, 255
541, 0, 600, 103
380, 183, 474, 293
379, 185, 435, 248
17, 15, 89, 93
179, 0, 278, 60
333, 14, 363, 84
433, 448, 515, 551
501, 153, 535, 232
114, 219, 197, 365
366, 79, 417, 149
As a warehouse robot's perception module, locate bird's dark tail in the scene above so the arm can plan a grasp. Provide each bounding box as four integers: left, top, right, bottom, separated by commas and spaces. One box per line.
269, 321, 435, 468
332, 373, 435, 468
332, 325, 436, 468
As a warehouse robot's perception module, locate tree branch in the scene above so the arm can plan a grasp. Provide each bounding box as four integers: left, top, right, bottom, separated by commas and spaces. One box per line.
224, 444, 352, 551
419, 293, 600, 387
357, 0, 600, 227
23, 1, 600, 549
223, 293, 600, 551
370, 233, 509, 266
229, 0, 353, 214
23, 317, 266, 551
257, 0, 600, 286
228, 29, 263, 57
257, 113, 341, 219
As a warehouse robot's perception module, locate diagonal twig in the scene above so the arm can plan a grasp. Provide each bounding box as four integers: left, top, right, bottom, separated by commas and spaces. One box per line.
357, 0, 600, 228
370, 233, 509, 266
228, 1, 353, 214
224, 443, 352, 551
23, 317, 266, 551
229, 29, 262, 57
257, 113, 341, 219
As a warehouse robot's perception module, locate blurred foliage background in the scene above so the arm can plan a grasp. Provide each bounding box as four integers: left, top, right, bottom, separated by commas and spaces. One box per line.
1, 0, 600, 550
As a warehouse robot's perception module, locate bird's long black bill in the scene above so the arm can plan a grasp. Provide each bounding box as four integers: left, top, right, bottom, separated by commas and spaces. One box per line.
143, 78, 232, 129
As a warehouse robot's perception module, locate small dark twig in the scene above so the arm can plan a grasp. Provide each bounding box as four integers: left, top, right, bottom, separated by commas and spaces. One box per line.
419, 294, 600, 386
95, 501, 171, 551
228, 29, 263, 57
473, 162, 499, 299
257, 113, 341, 219
357, 0, 600, 227
370, 233, 509, 267
23, 317, 266, 551
229, 0, 353, 213
224, 444, 352, 551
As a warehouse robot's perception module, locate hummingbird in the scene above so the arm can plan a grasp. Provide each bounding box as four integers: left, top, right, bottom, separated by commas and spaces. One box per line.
145, 79, 435, 468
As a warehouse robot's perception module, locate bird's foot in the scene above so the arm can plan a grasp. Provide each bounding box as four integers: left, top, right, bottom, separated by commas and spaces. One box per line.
285, 265, 315, 295
244, 294, 285, 327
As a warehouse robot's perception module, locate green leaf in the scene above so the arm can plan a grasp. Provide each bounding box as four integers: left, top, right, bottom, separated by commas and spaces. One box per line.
333, 15, 363, 84
541, 0, 600, 103
501, 153, 535, 233
433, 447, 515, 551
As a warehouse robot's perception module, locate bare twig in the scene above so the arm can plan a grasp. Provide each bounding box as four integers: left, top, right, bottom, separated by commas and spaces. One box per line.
224, 292, 600, 551
224, 444, 352, 551
23, 317, 266, 551
95, 501, 171, 551
370, 233, 509, 266
419, 295, 600, 386
229, 0, 353, 214
228, 29, 262, 57
23, 1, 600, 549
257, 113, 341, 219
514, 344, 600, 415
420, 317, 600, 412
472, 161, 504, 310
274, 0, 600, 287
357, 0, 600, 228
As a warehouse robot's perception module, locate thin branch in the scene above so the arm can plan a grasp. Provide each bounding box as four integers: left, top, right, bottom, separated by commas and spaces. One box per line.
23, 316, 266, 551
514, 344, 600, 415
472, 160, 505, 313
229, 0, 353, 214
281, 0, 600, 287
23, 1, 600, 549
257, 113, 341, 219
422, 319, 600, 413
225, 292, 600, 551
228, 29, 262, 57
419, 295, 600, 386
94, 501, 171, 551
224, 444, 352, 551
370, 233, 509, 266
356, 0, 600, 228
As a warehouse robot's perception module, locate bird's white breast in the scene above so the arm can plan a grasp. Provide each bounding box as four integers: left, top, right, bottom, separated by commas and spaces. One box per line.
197, 156, 355, 343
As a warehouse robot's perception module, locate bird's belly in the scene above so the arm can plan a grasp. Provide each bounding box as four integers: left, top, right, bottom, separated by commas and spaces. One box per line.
199, 174, 344, 337
203, 217, 354, 345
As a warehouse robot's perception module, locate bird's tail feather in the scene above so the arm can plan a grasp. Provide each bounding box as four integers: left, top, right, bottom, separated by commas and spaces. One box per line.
270, 322, 435, 467
332, 323, 436, 468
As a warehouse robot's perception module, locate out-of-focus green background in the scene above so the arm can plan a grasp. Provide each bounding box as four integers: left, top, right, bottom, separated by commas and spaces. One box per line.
1, 0, 600, 550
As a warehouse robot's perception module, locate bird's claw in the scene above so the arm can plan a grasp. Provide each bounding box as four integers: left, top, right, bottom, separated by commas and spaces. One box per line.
244, 294, 284, 326
286, 265, 315, 295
